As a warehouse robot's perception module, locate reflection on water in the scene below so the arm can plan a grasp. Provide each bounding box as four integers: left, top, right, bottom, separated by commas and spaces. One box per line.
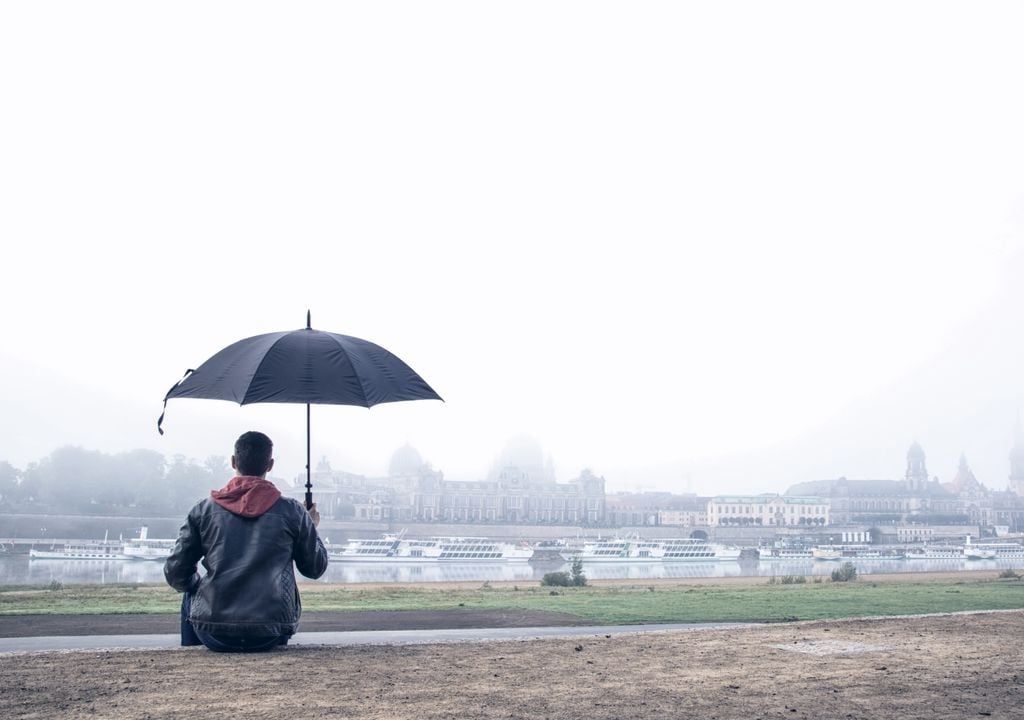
0, 556, 546, 586
2, 555, 1021, 586
572, 558, 993, 581
2, 557, 168, 586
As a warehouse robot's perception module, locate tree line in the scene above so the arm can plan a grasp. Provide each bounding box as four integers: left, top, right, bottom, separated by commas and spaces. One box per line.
0, 446, 231, 516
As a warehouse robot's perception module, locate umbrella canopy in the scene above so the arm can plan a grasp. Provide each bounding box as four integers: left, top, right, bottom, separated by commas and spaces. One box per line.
158, 312, 442, 507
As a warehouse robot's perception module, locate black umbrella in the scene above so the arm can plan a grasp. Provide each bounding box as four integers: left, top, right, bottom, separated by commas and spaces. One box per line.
158, 311, 442, 508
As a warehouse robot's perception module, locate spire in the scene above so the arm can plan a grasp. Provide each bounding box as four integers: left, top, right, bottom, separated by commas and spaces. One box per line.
905, 441, 928, 492
952, 453, 981, 494
1010, 412, 1024, 495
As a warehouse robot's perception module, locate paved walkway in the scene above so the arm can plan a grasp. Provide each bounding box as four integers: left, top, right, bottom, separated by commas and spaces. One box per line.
0, 622, 744, 653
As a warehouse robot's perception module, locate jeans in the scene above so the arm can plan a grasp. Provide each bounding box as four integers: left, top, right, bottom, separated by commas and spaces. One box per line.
180, 592, 289, 652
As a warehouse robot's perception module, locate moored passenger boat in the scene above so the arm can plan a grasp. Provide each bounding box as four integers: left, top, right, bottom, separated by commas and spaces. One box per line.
29, 538, 128, 561
907, 538, 1018, 561
121, 526, 177, 561
810, 546, 842, 561
812, 545, 905, 561
566, 537, 741, 563
758, 547, 814, 561
973, 542, 1024, 559
330, 533, 534, 562
962, 542, 997, 561
906, 545, 964, 560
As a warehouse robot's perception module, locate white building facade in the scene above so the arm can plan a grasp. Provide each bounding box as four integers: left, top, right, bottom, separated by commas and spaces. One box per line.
708, 494, 830, 526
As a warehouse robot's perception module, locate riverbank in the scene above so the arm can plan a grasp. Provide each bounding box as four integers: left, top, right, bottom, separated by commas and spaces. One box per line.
2, 610, 1021, 719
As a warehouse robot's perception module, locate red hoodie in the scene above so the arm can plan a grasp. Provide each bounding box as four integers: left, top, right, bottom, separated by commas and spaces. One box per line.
210, 476, 282, 518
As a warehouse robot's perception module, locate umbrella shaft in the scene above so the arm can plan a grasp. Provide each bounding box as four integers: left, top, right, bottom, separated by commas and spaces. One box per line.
305, 403, 313, 509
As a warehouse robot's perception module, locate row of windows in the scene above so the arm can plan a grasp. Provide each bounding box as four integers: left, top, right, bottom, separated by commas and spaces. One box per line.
439, 552, 505, 559
850, 501, 908, 511
439, 545, 500, 552
712, 505, 827, 515
433, 509, 602, 522
715, 518, 827, 526
664, 551, 714, 557
430, 497, 598, 509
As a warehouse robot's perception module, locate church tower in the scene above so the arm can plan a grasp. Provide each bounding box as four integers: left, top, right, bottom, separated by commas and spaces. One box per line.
1010, 414, 1024, 496
951, 453, 982, 494
905, 441, 928, 493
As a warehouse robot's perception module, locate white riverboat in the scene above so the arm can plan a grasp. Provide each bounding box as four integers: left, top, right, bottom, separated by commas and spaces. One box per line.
961, 538, 997, 561
811, 546, 843, 561
812, 545, 906, 561
905, 544, 996, 561
973, 542, 1024, 559
29, 537, 128, 561
907, 538, 1015, 561
330, 533, 534, 563
566, 537, 741, 563
121, 526, 177, 561
758, 547, 814, 561
906, 545, 965, 560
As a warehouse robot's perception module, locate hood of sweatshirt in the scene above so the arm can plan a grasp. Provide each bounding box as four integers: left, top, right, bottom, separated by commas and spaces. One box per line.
210, 476, 282, 518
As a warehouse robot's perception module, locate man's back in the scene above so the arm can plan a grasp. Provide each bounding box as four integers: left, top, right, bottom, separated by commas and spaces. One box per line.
165, 430, 328, 650
165, 493, 328, 637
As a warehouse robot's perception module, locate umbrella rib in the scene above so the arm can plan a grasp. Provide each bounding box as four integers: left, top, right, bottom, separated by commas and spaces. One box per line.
239, 332, 292, 405
328, 333, 372, 407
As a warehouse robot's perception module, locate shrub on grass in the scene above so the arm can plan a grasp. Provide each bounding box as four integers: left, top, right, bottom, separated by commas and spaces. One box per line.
997, 569, 1021, 580
541, 571, 572, 587
781, 575, 806, 584
831, 562, 858, 582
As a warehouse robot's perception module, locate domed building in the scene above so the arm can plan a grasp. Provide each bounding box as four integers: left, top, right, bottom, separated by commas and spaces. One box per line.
389, 443, 425, 478
286, 437, 607, 525
488, 434, 556, 484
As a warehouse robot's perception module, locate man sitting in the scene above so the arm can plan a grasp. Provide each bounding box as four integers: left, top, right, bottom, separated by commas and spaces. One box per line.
164, 430, 328, 651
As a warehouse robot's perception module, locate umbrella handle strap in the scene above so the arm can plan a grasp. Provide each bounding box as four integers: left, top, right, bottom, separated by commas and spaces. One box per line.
156, 369, 195, 436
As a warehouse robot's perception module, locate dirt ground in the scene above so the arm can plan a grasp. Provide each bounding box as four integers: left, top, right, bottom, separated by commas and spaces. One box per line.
0, 610, 1021, 719
2, 572, 1022, 719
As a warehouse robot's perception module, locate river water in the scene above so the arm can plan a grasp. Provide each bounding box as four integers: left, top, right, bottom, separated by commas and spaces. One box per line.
1, 553, 1020, 586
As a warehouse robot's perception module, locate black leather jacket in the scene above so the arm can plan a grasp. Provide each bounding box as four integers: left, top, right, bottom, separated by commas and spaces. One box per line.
164, 496, 328, 637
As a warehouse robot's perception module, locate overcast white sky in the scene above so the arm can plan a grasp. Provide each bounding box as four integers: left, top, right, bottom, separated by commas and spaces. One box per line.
2, 3, 1023, 496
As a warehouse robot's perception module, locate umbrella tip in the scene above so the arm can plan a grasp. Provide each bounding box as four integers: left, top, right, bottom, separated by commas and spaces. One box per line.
306, 309, 311, 329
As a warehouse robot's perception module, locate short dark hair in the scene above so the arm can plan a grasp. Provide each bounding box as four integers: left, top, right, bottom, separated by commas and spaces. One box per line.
234, 431, 273, 476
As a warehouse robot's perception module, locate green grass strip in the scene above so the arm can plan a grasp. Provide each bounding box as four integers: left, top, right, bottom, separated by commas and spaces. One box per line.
2, 578, 1023, 623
